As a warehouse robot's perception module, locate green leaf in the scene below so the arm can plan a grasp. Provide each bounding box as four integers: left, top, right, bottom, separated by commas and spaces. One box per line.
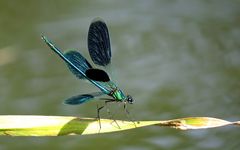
0, 115, 238, 136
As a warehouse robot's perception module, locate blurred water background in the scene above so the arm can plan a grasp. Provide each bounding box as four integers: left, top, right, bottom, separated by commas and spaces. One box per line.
0, 0, 239, 149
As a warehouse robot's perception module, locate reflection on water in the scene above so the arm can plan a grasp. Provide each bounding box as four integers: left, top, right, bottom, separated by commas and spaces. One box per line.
0, 0, 239, 150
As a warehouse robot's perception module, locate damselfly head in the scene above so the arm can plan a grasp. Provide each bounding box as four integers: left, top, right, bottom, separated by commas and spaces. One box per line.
126, 95, 134, 104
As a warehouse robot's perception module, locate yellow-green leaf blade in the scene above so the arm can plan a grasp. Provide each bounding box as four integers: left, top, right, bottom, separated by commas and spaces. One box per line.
156, 117, 234, 130
0, 115, 238, 136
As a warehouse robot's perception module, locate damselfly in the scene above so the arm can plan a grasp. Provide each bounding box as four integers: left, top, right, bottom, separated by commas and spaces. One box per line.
42, 18, 133, 122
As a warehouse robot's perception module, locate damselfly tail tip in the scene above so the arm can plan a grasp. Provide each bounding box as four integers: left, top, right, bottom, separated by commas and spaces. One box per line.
41, 34, 47, 41
41, 35, 52, 46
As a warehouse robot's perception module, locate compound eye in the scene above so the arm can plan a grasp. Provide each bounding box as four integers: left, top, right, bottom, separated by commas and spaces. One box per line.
127, 95, 134, 104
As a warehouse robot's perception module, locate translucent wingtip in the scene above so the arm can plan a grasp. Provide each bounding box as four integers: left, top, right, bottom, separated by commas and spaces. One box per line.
91, 17, 106, 24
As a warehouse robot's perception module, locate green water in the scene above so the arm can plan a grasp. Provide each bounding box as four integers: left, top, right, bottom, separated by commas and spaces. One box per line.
0, 0, 239, 149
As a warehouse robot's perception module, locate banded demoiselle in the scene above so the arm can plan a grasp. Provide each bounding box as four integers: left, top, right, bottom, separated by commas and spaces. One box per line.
41, 18, 133, 121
